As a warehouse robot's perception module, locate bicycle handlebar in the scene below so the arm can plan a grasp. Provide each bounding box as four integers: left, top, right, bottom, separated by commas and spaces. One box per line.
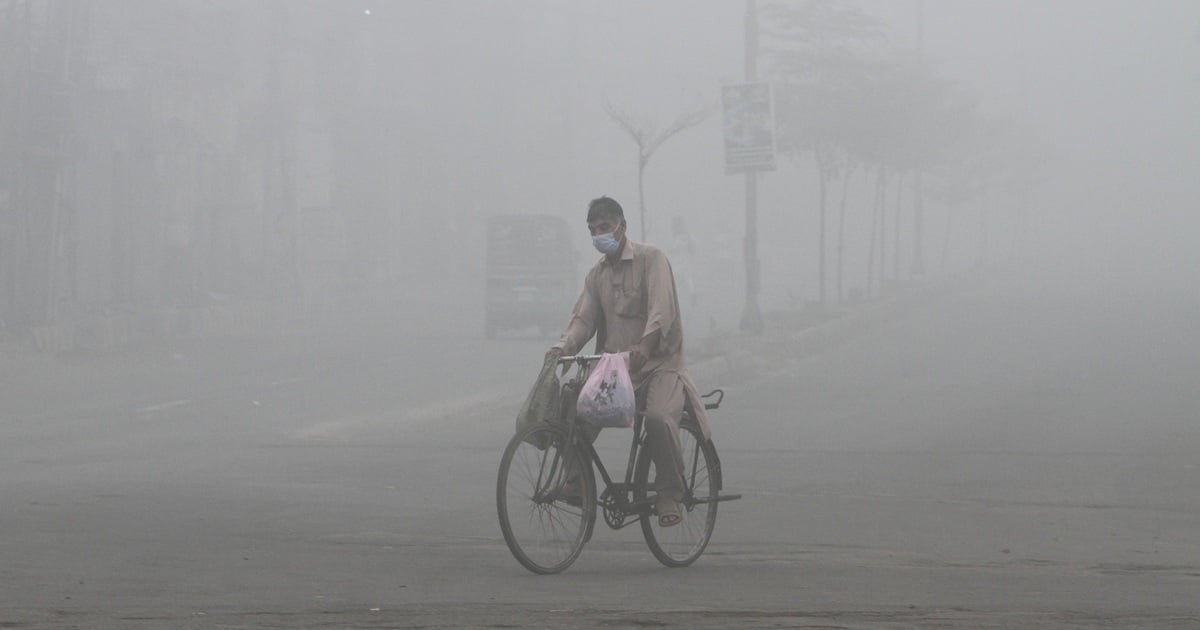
555, 354, 603, 365
554, 355, 726, 411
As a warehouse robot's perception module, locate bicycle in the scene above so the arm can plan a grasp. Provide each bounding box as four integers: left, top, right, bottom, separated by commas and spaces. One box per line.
496, 354, 741, 574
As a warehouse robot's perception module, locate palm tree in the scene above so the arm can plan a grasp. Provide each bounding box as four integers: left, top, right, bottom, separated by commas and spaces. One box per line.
603, 102, 708, 241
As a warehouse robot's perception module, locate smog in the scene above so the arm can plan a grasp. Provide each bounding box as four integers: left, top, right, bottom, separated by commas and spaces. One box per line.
0, 1, 1197, 627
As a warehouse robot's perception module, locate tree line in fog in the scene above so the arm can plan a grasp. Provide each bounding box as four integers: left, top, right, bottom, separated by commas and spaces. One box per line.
0, 1, 1048, 346
760, 1, 1050, 306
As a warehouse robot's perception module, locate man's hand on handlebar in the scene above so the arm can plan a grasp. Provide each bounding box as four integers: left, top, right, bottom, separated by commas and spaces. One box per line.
546, 347, 570, 375
548, 344, 649, 373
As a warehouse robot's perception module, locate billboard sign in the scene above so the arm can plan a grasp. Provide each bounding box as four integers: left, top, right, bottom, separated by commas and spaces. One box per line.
722, 82, 776, 174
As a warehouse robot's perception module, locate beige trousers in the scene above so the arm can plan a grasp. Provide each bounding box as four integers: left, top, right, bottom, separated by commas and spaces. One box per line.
636, 371, 688, 502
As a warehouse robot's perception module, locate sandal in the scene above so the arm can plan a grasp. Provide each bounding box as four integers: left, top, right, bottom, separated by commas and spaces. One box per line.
655, 494, 682, 527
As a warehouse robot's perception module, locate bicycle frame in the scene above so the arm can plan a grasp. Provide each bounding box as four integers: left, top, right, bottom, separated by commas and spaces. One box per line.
553, 355, 644, 528
553, 354, 724, 530
498, 353, 739, 573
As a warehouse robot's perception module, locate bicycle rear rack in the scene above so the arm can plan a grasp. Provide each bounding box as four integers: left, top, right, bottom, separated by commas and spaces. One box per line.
701, 388, 724, 410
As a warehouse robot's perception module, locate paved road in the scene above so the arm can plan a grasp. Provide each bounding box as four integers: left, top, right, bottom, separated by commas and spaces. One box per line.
2, 273, 1198, 628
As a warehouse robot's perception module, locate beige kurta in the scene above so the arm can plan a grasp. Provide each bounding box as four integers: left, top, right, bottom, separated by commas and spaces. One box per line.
554, 240, 712, 441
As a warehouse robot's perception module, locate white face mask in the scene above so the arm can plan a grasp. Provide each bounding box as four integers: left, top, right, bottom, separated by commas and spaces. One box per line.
592, 231, 621, 255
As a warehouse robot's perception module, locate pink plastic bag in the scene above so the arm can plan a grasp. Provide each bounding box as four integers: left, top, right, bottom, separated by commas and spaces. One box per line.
575, 352, 635, 429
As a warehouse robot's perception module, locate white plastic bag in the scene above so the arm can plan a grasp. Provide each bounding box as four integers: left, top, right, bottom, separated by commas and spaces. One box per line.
575, 352, 635, 429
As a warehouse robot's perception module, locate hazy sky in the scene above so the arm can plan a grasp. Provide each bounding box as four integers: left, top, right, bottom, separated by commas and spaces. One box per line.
866, 1, 1200, 283
369, 0, 1199, 263
54, 1, 1196, 309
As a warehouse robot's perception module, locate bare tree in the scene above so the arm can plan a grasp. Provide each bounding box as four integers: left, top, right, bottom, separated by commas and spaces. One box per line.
603, 101, 708, 240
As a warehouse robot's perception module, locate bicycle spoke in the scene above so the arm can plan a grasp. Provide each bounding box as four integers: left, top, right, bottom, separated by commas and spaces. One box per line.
636, 421, 718, 567
498, 425, 591, 574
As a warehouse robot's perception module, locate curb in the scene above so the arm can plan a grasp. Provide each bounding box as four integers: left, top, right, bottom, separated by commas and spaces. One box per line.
685, 276, 968, 392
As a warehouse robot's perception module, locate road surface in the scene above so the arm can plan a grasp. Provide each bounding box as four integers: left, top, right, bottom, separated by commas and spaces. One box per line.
1, 273, 1197, 628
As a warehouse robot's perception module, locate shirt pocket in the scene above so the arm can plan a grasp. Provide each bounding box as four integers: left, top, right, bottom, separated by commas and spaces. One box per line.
612, 273, 644, 317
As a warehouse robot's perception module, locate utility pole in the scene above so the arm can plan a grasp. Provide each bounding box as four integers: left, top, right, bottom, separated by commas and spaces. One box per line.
739, 0, 763, 334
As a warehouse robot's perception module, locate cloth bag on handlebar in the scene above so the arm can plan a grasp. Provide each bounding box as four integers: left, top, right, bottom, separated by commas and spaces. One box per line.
575, 352, 635, 429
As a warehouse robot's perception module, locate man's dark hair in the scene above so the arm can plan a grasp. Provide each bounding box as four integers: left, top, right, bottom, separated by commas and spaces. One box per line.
587, 196, 624, 223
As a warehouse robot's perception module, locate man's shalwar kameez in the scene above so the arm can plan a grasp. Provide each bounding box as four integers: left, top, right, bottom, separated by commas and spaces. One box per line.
554, 240, 712, 500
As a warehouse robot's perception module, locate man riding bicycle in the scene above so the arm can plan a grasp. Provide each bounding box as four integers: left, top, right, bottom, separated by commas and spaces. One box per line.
547, 196, 712, 528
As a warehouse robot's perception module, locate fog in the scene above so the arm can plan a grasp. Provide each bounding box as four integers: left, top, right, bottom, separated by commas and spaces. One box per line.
2, 0, 1197, 341
3, 2, 1200, 623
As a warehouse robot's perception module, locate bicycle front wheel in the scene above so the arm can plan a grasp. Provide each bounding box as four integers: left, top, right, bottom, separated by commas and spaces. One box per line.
496, 423, 595, 574
634, 418, 720, 567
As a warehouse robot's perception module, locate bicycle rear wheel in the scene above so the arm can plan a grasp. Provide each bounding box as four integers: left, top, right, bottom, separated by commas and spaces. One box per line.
634, 418, 720, 567
496, 423, 595, 574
